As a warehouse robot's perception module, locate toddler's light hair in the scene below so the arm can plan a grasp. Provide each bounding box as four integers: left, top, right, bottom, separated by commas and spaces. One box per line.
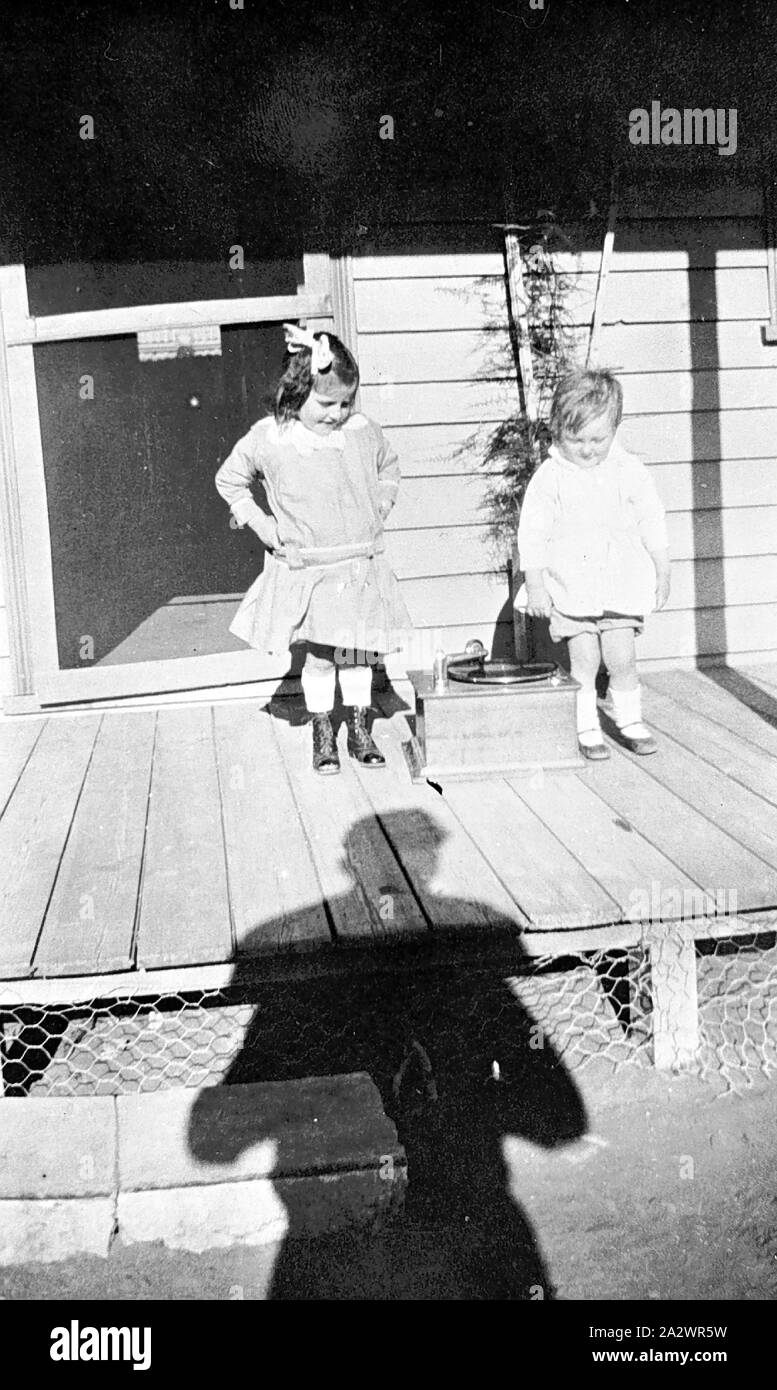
549, 368, 623, 439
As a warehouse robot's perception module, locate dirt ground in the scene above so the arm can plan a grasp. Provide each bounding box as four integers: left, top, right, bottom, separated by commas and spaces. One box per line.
1, 1061, 774, 1302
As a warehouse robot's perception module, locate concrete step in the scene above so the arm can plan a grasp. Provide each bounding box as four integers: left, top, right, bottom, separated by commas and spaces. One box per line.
0, 1073, 406, 1264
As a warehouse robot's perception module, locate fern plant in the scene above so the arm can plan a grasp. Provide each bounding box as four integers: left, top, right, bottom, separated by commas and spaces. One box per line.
482, 212, 583, 564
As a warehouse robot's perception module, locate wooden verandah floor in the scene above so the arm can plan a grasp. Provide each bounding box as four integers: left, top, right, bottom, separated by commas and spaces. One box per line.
2, 666, 777, 1000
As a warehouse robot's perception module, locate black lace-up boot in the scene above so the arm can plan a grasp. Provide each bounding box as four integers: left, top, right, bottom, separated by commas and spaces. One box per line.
345, 707, 386, 767
311, 712, 340, 775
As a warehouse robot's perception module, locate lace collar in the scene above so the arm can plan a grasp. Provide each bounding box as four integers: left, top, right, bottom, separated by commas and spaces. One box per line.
270, 414, 369, 455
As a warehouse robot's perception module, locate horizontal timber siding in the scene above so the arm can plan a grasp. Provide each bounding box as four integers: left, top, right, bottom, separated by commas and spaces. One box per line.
356, 180, 777, 672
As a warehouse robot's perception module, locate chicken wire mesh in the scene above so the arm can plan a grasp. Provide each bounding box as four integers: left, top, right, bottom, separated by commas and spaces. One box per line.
1, 928, 775, 1102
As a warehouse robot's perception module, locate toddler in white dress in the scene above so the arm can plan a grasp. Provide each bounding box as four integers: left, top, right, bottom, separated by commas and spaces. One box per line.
517, 368, 671, 759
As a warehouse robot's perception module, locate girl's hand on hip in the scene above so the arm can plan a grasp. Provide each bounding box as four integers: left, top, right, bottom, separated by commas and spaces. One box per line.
526, 584, 553, 619
265, 525, 288, 562
253, 517, 281, 551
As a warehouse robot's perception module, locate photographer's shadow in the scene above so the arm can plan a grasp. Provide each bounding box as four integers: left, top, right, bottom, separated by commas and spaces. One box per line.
188, 809, 588, 1299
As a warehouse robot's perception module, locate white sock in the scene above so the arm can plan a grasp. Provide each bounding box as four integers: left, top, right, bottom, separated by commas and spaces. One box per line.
301, 667, 336, 714
338, 663, 373, 707
610, 685, 650, 738
576, 688, 603, 745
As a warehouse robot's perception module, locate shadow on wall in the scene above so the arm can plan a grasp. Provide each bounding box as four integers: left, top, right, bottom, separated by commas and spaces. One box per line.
689, 245, 725, 663
187, 808, 588, 1301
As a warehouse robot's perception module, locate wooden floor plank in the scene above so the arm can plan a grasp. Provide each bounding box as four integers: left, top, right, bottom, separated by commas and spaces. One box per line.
642, 684, 777, 809
5, 677, 775, 986
32, 712, 156, 977
0, 718, 46, 817
135, 706, 233, 968
646, 670, 777, 758
213, 702, 331, 954
610, 729, 777, 876
270, 701, 430, 944
351, 704, 528, 935
587, 747, 777, 913
0, 716, 101, 977
700, 668, 777, 731
443, 774, 619, 930
513, 771, 703, 923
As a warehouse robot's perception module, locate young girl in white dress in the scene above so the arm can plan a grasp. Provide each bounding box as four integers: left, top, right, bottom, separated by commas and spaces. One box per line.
517, 368, 671, 760
215, 324, 411, 774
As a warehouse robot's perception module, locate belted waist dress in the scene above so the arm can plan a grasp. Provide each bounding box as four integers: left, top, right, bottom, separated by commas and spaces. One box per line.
215, 413, 412, 656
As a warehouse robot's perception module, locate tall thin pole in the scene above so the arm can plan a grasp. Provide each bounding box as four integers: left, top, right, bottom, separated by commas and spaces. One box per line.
587, 168, 619, 368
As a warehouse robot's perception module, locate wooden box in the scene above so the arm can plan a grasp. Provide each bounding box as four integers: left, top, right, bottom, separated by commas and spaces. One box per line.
405, 668, 584, 781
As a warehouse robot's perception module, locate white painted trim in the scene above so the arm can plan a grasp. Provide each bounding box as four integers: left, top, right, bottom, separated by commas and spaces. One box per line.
5, 292, 332, 346
0, 911, 773, 1006
300, 254, 334, 328
0, 266, 59, 695
35, 650, 291, 706
4, 675, 302, 718
0, 285, 33, 695
329, 246, 361, 411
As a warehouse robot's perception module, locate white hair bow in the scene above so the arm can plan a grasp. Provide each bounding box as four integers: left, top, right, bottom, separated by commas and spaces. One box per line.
282, 322, 333, 373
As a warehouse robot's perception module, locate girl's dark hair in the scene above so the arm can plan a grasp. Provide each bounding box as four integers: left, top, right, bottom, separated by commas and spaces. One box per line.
274, 332, 359, 423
